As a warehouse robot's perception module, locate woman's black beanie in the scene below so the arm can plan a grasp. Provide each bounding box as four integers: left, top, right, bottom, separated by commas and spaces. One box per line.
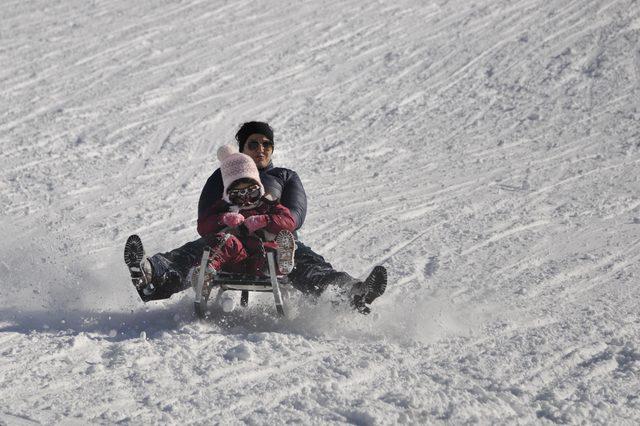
235, 121, 274, 152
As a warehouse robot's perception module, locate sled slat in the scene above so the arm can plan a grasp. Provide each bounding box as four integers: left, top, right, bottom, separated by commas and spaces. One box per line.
267, 252, 285, 317
194, 247, 211, 318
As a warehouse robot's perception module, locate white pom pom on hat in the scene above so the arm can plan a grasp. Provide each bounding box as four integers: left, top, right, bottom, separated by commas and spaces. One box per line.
217, 144, 239, 162
216, 144, 265, 203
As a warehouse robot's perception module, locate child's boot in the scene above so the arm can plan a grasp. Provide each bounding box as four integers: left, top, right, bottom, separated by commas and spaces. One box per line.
275, 230, 296, 274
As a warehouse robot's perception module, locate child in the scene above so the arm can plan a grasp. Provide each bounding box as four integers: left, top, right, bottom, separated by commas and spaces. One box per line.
196, 144, 297, 276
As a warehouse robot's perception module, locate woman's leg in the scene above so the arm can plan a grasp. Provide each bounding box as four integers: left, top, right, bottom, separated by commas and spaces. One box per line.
142, 238, 208, 301
288, 240, 360, 296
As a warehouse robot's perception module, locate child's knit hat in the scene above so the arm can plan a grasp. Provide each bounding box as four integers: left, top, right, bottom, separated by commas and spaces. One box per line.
217, 144, 265, 202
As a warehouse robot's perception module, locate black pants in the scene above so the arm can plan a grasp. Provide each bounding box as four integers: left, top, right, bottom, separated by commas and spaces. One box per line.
146, 238, 360, 301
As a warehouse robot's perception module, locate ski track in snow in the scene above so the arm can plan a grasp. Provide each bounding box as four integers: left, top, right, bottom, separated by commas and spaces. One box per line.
1, 0, 640, 423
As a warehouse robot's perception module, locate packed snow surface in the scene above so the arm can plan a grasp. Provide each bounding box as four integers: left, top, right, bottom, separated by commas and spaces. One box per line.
1, 0, 640, 423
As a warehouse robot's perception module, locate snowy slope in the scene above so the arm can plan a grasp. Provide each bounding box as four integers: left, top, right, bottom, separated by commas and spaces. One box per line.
1, 0, 639, 423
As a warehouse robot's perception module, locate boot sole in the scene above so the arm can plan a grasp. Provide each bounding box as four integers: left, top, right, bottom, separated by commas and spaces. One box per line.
364, 266, 387, 305
275, 230, 296, 274
124, 234, 146, 290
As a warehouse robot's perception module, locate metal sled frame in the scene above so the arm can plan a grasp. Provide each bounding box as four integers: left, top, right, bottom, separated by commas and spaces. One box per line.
194, 247, 286, 318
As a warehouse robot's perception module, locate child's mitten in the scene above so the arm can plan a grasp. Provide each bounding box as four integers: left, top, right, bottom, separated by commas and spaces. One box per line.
244, 215, 268, 233
221, 212, 245, 228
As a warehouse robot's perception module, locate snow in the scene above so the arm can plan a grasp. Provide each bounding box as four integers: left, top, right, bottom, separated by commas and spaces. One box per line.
1, 0, 639, 423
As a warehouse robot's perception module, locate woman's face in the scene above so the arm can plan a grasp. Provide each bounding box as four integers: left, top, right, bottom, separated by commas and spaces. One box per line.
241, 133, 273, 169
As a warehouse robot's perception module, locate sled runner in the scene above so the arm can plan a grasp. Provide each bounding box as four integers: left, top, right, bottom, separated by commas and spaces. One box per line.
192, 231, 296, 319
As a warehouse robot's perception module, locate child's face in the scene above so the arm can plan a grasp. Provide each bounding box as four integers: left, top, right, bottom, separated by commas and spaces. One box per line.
228, 181, 261, 207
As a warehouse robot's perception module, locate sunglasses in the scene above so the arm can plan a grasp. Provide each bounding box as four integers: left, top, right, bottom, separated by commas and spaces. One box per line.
228, 185, 261, 205
246, 140, 274, 151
